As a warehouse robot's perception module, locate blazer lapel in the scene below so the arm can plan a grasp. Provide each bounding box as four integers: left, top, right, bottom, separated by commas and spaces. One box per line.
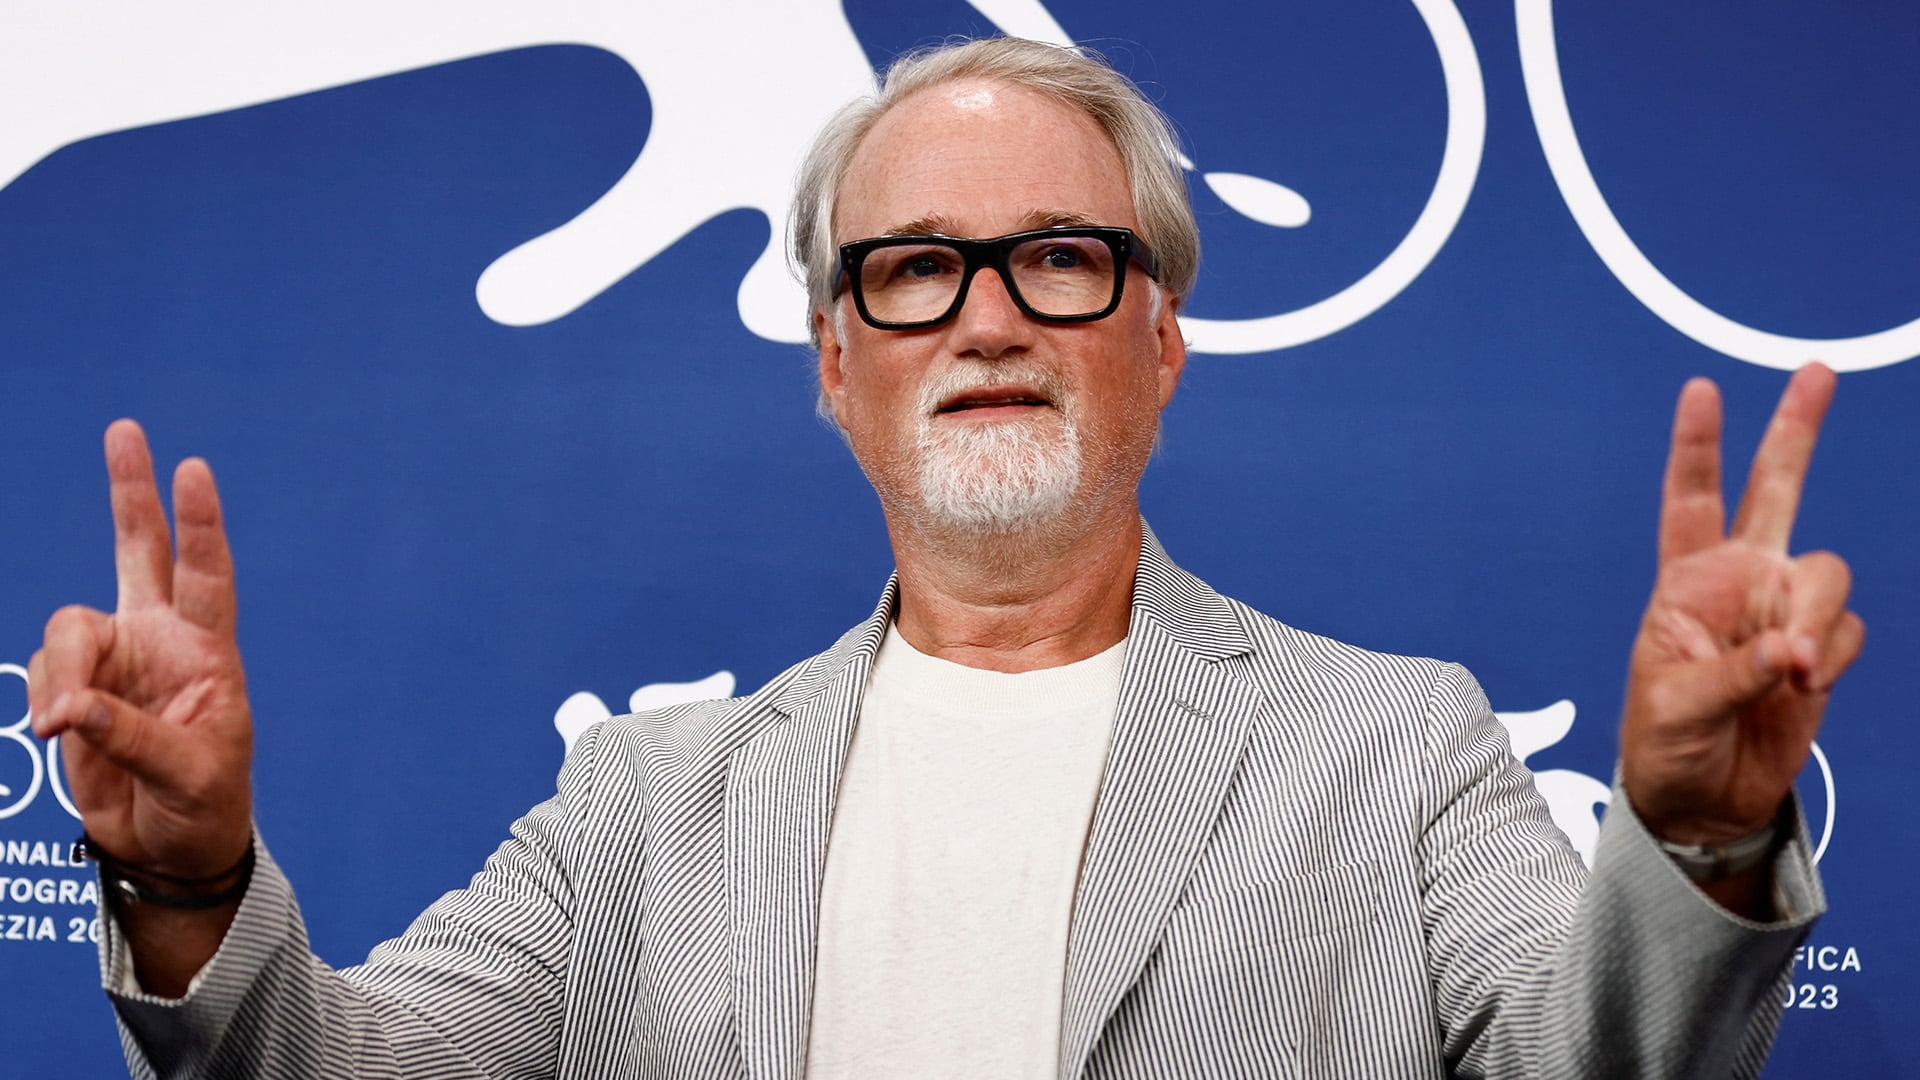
721, 535, 1259, 1080
726, 582, 893, 1080
1058, 533, 1265, 1078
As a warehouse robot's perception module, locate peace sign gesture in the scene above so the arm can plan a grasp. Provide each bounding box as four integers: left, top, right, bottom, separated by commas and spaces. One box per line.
28, 420, 255, 893
1621, 364, 1865, 853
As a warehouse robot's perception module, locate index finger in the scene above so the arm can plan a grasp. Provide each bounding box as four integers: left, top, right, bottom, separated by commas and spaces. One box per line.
1730, 363, 1837, 554
106, 419, 174, 611
171, 457, 238, 636
1659, 377, 1726, 565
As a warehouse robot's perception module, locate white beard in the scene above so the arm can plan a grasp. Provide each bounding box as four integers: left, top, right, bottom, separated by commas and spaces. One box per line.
912, 366, 1081, 533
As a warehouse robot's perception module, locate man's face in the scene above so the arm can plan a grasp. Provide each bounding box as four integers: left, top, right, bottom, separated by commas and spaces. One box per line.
817, 79, 1186, 537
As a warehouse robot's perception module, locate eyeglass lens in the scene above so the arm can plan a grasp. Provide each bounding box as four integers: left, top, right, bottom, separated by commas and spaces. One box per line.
857, 235, 1119, 324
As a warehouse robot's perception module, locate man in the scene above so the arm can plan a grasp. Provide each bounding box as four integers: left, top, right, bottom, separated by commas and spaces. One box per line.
29, 37, 1861, 1079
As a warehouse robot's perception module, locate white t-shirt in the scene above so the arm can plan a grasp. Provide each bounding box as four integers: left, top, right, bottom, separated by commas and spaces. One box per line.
804, 624, 1126, 1079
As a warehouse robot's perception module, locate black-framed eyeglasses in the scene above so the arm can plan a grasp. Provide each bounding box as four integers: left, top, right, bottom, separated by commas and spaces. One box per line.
835, 226, 1162, 331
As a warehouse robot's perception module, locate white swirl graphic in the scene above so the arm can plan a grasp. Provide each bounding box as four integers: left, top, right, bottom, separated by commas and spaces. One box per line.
1517, 0, 1919, 372
1808, 741, 1835, 863
1182, 0, 1486, 355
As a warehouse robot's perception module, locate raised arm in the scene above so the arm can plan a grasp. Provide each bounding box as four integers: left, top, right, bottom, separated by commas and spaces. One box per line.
28, 422, 583, 1078
1620, 363, 1865, 913
28, 419, 255, 995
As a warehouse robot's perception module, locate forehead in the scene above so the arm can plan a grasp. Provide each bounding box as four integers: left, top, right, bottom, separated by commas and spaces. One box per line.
835, 78, 1138, 242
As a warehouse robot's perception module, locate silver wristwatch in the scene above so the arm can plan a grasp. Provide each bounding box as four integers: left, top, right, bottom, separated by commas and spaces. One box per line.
1657, 813, 1786, 883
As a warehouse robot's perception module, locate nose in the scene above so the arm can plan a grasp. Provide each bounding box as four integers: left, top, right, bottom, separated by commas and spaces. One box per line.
946, 266, 1034, 359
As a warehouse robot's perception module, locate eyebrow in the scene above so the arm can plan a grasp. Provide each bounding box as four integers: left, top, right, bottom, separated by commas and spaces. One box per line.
880, 209, 1105, 238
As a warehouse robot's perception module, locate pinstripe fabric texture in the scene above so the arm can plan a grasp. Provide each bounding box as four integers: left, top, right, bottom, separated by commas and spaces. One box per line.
103, 530, 1822, 1078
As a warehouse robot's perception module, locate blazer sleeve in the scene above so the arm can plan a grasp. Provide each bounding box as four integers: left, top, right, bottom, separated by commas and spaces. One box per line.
1417, 662, 1823, 1079
102, 723, 607, 1079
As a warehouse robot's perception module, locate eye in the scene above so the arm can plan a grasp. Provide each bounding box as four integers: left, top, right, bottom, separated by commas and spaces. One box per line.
1038, 245, 1087, 270
869, 244, 962, 287
1017, 237, 1110, 276
900, 255, 948, 279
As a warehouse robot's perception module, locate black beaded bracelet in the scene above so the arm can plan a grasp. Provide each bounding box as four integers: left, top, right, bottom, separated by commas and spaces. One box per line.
72, 835, 255, 910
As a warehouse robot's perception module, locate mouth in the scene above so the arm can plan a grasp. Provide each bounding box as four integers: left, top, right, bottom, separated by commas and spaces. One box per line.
935, 385, 1055, 418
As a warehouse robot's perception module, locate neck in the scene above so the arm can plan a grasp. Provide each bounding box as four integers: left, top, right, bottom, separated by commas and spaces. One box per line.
886, 505, 1142, 673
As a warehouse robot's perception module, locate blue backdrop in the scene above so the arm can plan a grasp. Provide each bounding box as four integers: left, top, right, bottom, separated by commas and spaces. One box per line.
3, 2, 1914, 1075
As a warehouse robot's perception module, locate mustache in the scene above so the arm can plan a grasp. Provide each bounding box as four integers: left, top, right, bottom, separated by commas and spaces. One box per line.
914, 363, 1073, 416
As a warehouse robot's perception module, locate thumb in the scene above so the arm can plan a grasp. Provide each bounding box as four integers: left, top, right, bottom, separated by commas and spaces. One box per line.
1712, 630, 1794, 712
53, 688, 197, 790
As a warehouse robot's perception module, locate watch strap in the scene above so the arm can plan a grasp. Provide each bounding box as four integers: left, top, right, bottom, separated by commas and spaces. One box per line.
1656, 805, 1789, 882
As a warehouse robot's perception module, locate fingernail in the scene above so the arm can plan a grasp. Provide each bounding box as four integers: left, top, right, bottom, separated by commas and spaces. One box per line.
75, 700, 111, 735
1752, 637, 1780, 676
50, 692, 72, 724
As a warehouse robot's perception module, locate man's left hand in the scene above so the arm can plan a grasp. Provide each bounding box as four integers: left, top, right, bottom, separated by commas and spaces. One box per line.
1621, 363, 1865, 850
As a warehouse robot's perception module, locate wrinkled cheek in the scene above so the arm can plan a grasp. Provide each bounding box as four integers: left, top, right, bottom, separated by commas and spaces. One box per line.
1086, 389, 1165, 472
842, 415, 920, 504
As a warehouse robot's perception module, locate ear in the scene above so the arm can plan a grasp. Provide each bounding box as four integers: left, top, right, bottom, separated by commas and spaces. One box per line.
815, 305, 851, 430
1153, 291, 1187, 409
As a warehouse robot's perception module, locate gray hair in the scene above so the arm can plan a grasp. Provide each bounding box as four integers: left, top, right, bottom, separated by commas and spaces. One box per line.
788, 37, 1200, 348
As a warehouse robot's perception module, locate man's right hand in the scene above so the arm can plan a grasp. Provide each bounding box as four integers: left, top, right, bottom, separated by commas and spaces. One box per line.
28, 419, 255, 993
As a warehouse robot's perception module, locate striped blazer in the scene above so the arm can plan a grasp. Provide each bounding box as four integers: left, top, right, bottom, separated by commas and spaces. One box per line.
108, 534, 1822, 1078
